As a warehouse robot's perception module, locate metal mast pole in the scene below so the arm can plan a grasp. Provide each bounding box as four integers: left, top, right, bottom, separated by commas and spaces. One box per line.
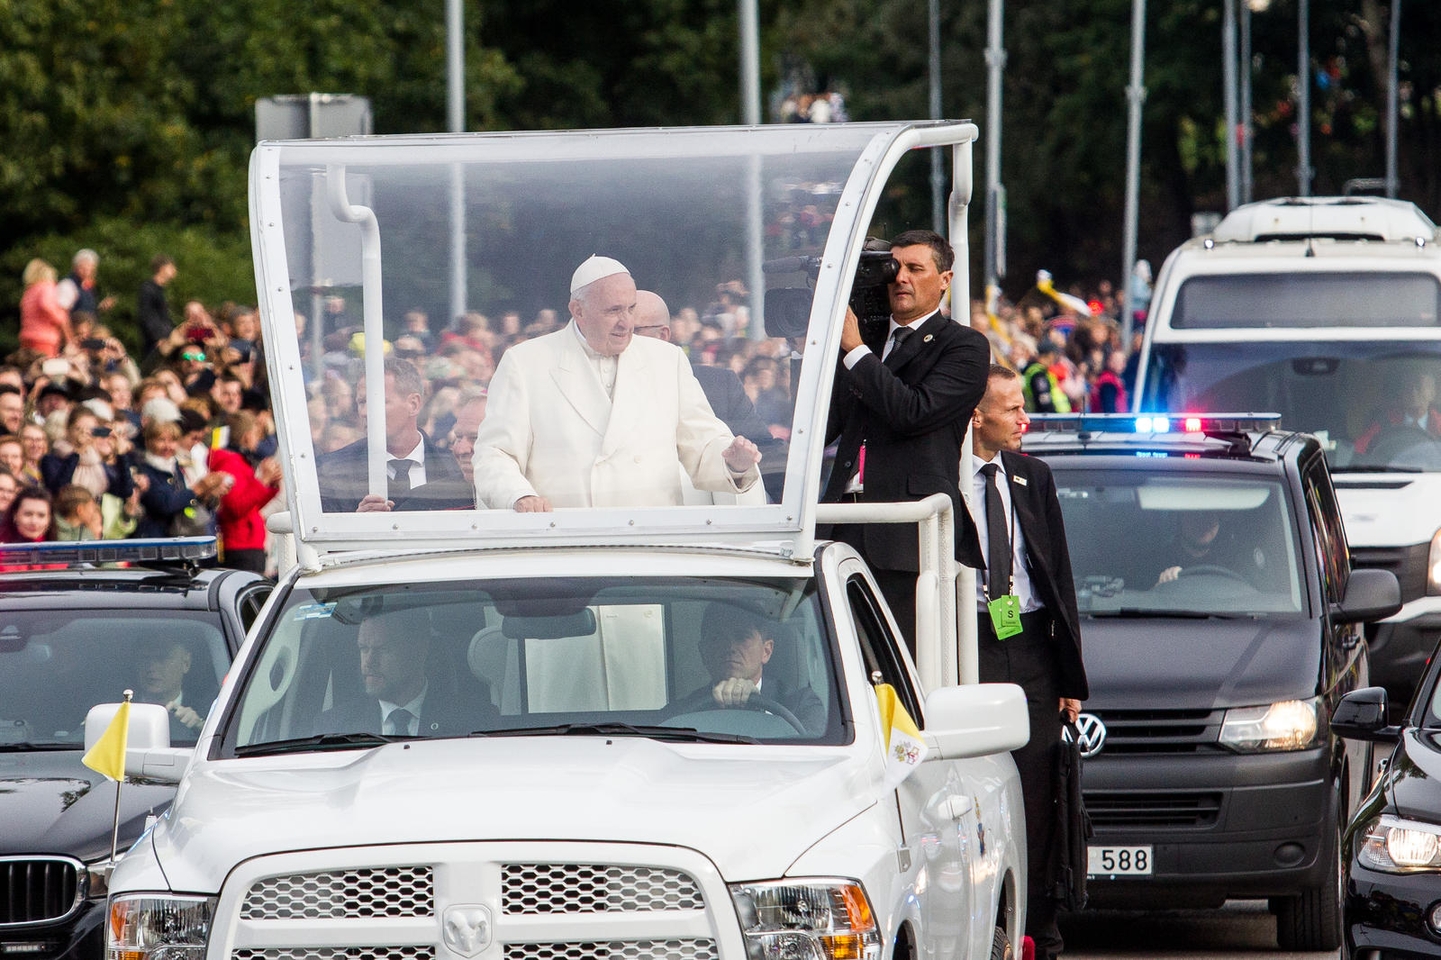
1120, 0, 1147, 348
740, 0, 766, 340
1386, 0, 1400, 198
929, 0, 945, 234
983, 0, 1005, 304
446, 0, 467, 326
1297, 0, 1312, 195
1240, 2, 1253, 204
1223, 0, 1240, 211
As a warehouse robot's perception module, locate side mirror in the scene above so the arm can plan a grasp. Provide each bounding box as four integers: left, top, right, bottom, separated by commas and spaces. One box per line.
923, 682, 1030, 760
1331, 686, 1400, 743
1332, 568, 1402, 624
84, 702, 189, 784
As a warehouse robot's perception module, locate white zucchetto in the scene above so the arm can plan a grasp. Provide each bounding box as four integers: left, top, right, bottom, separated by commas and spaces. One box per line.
570, 255, 631, 296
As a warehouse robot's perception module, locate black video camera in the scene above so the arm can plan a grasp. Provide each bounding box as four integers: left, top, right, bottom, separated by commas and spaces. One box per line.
762, 246, 899, 339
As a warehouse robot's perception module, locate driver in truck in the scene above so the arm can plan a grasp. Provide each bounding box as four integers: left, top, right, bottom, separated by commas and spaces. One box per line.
1353, 370, 1441, 456
692, 602, 825, 732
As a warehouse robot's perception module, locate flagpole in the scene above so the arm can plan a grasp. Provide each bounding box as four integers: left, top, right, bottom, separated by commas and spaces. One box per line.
109, 689, 133, 864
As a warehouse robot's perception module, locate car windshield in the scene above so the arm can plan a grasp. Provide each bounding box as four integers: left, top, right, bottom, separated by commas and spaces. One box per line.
228, 577, 842, 753
1052, 469, 1304, 616
0, 611, 231, 749
1142, 341, 1441, 471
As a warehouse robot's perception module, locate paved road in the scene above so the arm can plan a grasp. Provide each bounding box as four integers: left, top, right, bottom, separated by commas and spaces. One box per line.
1062, 901, 1339, 960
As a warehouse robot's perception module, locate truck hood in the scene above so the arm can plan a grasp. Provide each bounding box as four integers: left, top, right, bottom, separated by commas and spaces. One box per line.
151, 737, 874, 892
1079, 616, 1320, 709
0, 749, 175, 860
1334, 473, 1441, 549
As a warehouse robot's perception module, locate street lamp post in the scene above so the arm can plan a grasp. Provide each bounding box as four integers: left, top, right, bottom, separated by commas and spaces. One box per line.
983, 0, 1005, 305
1223, 0, 1240, 211
1297, 0, 1312, 195
1120, 0, 1147, 347
1386, 0, 1401, 198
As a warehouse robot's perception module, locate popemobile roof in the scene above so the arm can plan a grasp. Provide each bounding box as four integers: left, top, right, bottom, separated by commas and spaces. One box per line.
249, 121, 979, 559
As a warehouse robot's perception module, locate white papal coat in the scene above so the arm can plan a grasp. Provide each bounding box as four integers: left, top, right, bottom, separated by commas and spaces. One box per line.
472, 323, 758, 509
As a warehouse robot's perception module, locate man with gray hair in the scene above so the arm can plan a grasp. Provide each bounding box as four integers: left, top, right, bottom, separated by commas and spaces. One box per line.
473, 256, 761, 510
55, 249, 116, 319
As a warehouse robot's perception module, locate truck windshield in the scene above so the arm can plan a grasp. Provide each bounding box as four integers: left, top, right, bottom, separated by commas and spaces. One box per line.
1053, 471, 1304, 616
0, 612, 231, 749
1142, 341, 1441, 471
229, 577, 842, 752
1170, 272, 1441, 329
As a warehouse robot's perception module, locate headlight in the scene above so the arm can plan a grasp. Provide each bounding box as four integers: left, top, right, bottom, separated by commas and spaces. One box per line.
1428, 527, 1441, 595
107, 895, 216, 960
727, 879, 880, 960
1218, 698, 1320, 752
1358, 815, 1441, 873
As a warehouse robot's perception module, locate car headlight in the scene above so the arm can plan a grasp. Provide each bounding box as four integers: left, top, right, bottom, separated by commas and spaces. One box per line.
1218, 698, 1321, 752
1358, 814, 1441, 873
107, 895, 216, 960
1428, 528, 1441, 595
727, 879, 880, 960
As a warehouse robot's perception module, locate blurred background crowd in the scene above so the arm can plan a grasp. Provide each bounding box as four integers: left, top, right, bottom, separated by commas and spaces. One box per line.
12, 244, 1149, 569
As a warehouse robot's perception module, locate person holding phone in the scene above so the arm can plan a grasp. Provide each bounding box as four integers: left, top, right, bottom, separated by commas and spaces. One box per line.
39, 406, 135, 502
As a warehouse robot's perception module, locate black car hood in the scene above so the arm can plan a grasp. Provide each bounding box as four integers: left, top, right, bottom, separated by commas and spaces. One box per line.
0, 749, 177, 860
1387, 728, 1441, 821
1080, 616, 1320, 710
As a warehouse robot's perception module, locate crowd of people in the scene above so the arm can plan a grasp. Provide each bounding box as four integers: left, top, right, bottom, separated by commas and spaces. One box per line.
12, 240, 1148, 572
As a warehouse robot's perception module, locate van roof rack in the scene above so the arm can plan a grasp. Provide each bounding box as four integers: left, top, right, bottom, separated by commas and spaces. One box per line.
1211, 197, 1437, 245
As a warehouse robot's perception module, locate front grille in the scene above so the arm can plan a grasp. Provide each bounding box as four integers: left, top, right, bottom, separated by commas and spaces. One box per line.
503, 865, 704, 914
0, 857, 82, 926
1089, 709, 1223, 755
1351, 543, 1429, 602
234, 949, 433, 960
505, 942, 717, 960
1086, 791, 1223, 828
242, 867, 434, 920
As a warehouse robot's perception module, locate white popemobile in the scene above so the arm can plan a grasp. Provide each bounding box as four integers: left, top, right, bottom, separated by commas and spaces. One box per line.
99, 122, 1031, 960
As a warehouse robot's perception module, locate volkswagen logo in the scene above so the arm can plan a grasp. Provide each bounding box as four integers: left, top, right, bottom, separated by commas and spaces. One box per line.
1071, 713, 1107, 758
442, 904, 493, 957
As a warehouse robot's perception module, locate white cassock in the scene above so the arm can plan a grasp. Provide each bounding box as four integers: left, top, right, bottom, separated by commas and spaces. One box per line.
473, 322, 760, 509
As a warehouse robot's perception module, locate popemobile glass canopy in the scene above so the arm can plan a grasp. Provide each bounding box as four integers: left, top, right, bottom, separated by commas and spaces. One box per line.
249, 121, 979, 555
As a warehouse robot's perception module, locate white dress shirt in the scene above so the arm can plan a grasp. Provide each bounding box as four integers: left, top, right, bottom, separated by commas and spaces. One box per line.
841, 309, 938, 370
970, 453, 1042, 614
387, 436, 427, 488
379, 688, 427, 736
572, 322, 618, 399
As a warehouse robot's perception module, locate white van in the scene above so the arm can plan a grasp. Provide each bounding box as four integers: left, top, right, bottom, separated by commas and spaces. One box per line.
1133, 196, 1441, 705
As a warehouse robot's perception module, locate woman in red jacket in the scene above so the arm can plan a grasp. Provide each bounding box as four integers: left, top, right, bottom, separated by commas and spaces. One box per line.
208, 412, 282, 573
19, 260, 72, 359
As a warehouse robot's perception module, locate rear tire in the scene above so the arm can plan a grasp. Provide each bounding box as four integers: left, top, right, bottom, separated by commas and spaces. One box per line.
990, 925, 1013, 960
1274, 818, 1343, 951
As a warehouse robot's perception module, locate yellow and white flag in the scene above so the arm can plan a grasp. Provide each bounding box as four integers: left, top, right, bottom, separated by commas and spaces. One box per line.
82, 700, 130, 782
876, 683, 928, 789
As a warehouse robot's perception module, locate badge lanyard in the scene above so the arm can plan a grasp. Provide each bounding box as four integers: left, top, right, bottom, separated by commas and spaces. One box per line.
986, 473, 1023, 640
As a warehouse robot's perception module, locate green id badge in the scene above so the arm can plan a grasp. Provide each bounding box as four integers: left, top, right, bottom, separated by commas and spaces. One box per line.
988, 594, 1023, 640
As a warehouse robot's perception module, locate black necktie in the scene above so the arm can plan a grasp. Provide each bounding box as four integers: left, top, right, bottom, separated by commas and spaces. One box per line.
389, 459, 416, 501
980, 463, 1012, 602
385, 707, 415, 736
884, 325, 913, 366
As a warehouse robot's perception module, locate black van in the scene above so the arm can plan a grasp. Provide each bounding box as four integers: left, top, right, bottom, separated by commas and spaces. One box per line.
1023, 414, 1400, 952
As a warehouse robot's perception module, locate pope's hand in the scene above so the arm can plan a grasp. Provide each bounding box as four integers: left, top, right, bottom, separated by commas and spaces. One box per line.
712, 677, 759, 708
722, 436, 761, 472
515, 495, 553, 513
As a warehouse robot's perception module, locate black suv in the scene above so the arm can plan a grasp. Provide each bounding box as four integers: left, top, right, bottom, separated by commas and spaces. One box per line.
0, 539, 270, 960
1024, 414, 1400, 952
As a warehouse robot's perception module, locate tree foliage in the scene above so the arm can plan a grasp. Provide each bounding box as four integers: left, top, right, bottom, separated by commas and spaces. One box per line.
1, 0, 1437, 338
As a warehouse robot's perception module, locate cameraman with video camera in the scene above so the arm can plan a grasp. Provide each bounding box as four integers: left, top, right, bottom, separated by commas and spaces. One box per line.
821, 229, 991, 649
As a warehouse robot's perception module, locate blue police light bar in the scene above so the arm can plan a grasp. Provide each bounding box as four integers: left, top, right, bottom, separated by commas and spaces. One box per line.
1025, 413, 1282, 435
0, 537, 217, 567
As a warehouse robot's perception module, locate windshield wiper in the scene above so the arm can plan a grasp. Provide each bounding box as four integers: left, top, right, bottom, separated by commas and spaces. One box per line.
1332, 464, 1423, 474
234, 732, 402, 757
470, 722, 757, 745
0, 742, 77, 752
1088, 609, 1248, 619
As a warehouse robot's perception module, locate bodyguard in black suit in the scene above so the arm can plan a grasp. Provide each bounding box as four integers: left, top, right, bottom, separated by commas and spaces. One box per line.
821, 230, 991, 646
318, 356, 471, 512
970, 364, 1088, 960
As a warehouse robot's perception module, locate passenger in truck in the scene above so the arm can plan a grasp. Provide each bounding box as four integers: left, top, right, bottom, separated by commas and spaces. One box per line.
314, 606, 490, 737
1353, 370, 1441, 457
